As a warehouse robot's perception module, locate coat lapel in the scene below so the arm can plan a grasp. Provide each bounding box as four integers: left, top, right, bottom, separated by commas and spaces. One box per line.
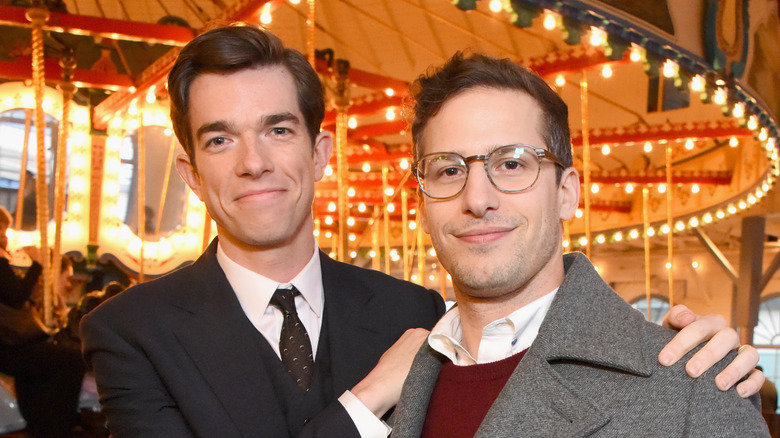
320, 252, 390, 395
169, 241, 289, 437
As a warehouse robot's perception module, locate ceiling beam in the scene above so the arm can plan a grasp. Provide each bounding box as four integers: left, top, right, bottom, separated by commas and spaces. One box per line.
0, 4, 195, 46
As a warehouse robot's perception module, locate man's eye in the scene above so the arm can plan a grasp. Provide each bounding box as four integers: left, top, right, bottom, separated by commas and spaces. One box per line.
271, 127, 290, 135
206, 137, 227, 147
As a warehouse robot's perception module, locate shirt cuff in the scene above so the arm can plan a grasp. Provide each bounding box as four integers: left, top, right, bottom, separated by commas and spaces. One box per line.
338, 390, 392, 438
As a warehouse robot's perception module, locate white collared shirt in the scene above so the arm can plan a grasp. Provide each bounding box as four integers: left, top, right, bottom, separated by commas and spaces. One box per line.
428, 289, 558, 365
216, 243, 389, 437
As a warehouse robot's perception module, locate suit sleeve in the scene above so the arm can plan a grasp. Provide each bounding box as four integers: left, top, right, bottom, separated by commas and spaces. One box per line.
685, 351, 770, 437
0, 258, 41, 309
298, 402, 361, 438
80, 310, 195, 438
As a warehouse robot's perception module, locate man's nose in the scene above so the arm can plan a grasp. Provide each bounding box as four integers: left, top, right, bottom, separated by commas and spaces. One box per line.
460, 164, 499, 217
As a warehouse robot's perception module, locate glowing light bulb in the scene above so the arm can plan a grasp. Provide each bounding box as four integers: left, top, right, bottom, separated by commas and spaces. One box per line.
601, 65, 612, 78
662, 60, 678, 78
690, 75, 705, 92
399, 158, 409, 170
685, 139, 694, 150
691, 183, 700, 194
555, 74, 566, 87
145, 86, 156, 104
589, 27, 605, 46
362, 163, 371, 173
748, 115, 758, 130
575, 209, 583, 218
629, 229, 640, 239
591, 183, 599, 194
348, 116, 357, 129
625, 183, 634, 194
387, 204, 395, 213
601, 144, 611, 155
657, 184, 666, 194
385, 108, 396, 121
324, 165, 333, 176
385, 88, 394, 97
358, 203, 366, 213
644, 141, 653, 153
543, 10, 557, 30
488, 0, 502, 13
347, 187, 356, 197
732, 102, 745, 118
327, 202, 336, 212
324, 216, 334, 225
713, 88, 727, 105
613, 232, 623, 242
729, 136, 739, 147
629, 45, 642, 62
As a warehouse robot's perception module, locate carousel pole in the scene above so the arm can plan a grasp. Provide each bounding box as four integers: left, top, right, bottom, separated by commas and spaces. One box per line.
371, 206, 380, 271
137, 108, 146, 283
382, 166, 390, 274
26, 3, 52, 327
52, 50, 76, 312
416, 220, 425, 286
643, 187, 652, 320
580, 70, 592, 258
15, 110, 31, 229
665, 142, 675, 307
401, 188, 410, 280
332, 60, 350, 262
306, 0, 316, 65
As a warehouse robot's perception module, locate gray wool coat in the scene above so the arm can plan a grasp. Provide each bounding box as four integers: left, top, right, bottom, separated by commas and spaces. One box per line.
391, 252, 769, 437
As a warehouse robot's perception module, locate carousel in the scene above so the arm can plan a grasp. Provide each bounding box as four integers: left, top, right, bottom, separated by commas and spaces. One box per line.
0, 0, 779, 407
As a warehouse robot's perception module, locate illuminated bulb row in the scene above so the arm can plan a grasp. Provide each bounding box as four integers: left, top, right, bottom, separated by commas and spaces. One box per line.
569, 176, 776, 248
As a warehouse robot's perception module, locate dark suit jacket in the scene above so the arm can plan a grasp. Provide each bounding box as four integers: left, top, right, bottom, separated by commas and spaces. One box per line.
392, 253, 768, 437
81, 240, 445, 438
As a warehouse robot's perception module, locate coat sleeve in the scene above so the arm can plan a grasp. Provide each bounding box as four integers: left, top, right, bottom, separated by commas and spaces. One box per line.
80, 310, 196, 438
685, 351, 769, 437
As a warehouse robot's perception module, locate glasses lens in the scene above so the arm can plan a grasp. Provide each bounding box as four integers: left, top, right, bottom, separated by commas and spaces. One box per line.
487, 146, 540, 192
418, 154, 467, 198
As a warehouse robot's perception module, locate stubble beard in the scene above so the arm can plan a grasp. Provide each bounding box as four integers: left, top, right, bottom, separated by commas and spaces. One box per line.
441, 215, 561, 300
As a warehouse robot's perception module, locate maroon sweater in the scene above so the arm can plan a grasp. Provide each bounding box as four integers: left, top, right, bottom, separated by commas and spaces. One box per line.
420, 349, 527, 438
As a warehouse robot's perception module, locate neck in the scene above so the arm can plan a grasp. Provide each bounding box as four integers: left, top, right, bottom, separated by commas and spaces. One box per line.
455, 254, 565, 359
217, 225, 316, 283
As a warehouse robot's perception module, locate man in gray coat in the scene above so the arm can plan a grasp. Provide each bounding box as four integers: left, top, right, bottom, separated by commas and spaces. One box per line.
391, 52, 769, 437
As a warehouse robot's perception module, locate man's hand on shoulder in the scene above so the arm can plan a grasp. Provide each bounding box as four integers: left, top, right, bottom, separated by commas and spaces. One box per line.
351, 328, 430, 418
658, 304, 764, 398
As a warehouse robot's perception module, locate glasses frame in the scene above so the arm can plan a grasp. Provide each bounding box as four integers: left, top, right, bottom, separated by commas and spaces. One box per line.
412, 143, 567, 200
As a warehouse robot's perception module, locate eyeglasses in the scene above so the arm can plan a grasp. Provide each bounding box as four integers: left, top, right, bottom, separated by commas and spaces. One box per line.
413, 144, 566, 200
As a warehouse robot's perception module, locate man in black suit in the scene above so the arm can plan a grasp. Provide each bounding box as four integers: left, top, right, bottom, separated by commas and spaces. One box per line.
80, 26, 763, 438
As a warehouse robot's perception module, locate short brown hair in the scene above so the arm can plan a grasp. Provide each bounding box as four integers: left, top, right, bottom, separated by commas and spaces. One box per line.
168, 25, 324, 163
410, 52, 572, 181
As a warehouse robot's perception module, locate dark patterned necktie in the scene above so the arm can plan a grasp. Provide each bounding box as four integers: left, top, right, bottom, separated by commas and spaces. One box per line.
270, 286, 314, 390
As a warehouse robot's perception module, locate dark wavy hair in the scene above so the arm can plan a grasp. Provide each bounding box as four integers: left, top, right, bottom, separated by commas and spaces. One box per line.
168, 25, 324, 164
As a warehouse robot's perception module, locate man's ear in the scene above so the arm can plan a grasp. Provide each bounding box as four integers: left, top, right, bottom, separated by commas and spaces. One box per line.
175, 153, 203, 200
557, 167, 581, 221
312, 131, 333, 182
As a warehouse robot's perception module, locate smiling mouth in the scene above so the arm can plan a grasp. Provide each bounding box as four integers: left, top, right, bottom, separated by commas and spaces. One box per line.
454, 227, 513, 244
235, 188, 285, 201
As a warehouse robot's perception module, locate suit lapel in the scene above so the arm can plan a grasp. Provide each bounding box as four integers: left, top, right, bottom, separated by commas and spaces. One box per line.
170, 241, 289, 437
390, 345, 444, 438
320, 252, 390, 395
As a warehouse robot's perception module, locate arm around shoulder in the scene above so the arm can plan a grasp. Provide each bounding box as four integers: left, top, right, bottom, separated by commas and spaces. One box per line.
685, 351, 770, 437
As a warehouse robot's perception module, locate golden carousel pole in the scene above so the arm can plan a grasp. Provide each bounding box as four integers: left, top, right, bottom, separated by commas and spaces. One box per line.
52, 51, 76, 311
580, 70, 592, 258
643, 187, 652, 320
665, 143, 675, 307
137, 109, 146, 283
333, 61, 350, 262
371, 207, 380, 271
401, 188, 410, 280
306, 0, 316, 65
416, 220, 425, 287
27, 3, 53, 327
382, 166, 390, 274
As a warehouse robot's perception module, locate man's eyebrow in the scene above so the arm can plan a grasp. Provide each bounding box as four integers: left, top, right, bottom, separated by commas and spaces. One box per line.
195, 121, 232, 140
262, 112, 300, 127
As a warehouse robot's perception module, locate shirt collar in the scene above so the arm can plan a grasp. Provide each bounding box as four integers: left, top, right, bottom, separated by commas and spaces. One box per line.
428, 289, 558, 365
216, 243, 324, 318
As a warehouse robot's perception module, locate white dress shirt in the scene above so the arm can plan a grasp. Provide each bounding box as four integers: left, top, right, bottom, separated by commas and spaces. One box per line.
216, 244, 389, 437
428, 289, 558, 365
